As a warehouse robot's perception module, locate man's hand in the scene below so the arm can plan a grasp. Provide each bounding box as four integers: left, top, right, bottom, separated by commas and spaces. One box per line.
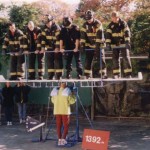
35, 50, 39, 54
40, 49, 45, 54
60, 49, 65, 53
23, 51, 29, 55
15, 52, 19, 56
73, 48, 78, 52
54, 48, 59, 53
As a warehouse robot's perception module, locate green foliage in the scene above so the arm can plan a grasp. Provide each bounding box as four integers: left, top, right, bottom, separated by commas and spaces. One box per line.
130, 13, 150, 53
9, 4, 41, 30
0, 18, 9, 44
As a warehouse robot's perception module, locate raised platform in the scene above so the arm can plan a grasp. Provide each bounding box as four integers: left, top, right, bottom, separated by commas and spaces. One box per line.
0, 72, 143, 87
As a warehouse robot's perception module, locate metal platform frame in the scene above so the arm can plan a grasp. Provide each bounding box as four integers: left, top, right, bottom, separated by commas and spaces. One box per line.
0, 72, 143, 88
0, 47, 147, 147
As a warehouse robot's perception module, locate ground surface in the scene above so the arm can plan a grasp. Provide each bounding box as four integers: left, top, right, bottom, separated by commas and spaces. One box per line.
0, 118, 150, 150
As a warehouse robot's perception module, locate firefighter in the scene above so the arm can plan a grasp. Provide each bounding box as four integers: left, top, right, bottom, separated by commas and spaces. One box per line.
106, 11, 132, 78
60, 16, 83, 79
40, 15, 63, 80
23, 21, 44, 80
80, 10, 107, 79
2, 22, 24, 80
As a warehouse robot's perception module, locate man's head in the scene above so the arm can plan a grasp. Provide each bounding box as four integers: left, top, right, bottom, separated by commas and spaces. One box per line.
17, 82, 25, 86
28, 21, 35, 31
6, 82, 10, 87
63, 16, 72, 27
8, 22, 16, 33
111, 11, 119, 23
84, 10, 94, 24
60, 82, 67, 89
42, 14, 54, 27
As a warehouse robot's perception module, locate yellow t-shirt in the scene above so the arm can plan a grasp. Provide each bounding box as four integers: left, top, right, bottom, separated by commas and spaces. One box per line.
51, 87, 76, 115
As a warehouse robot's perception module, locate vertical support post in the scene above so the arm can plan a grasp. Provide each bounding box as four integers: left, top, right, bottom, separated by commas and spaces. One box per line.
24, 54, 28, 80
39, 115, 43, 141
91, 87, 94, 120
0, 104, 1, 125
100, 48, 103, 86
45, 96, 50, 131
75, 87, 80, 139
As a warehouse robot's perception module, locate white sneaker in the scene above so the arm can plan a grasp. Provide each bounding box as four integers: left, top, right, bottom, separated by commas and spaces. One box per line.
20, 119, 23, 124
61, 139, 67, 145
9, 122, 12, 126
7, 122, 10, 126
58, 139, 62, 146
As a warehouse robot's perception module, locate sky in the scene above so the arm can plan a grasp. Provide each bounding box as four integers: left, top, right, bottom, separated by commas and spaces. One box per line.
0, 0, 80, 5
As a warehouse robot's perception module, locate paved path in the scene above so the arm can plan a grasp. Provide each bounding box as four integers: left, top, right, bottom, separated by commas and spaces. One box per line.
0, 119, 150, 150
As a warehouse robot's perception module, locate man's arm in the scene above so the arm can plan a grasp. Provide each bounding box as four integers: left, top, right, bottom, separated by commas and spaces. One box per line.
80, 24, 87, 52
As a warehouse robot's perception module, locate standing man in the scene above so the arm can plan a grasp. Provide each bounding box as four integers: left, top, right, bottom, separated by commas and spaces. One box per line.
60, 16, 83, 79
50, 82, 76, 146
23, 21, 44, 80
2, 82, 14, 126
14, 82, 31, 124
40, 15, 63, 80
80, 10, 107, 79
2, 22, 24, 80
106, 11, 132, 78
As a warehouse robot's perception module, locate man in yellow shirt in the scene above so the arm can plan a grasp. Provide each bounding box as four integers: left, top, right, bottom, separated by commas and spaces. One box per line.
51, 82, 76, 146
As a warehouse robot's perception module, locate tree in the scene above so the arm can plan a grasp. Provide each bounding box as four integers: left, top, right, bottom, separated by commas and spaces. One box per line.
9, 4, 41, 30
130, 0, 150, 53
76, 0, 134, 23
31, 0, 77, 22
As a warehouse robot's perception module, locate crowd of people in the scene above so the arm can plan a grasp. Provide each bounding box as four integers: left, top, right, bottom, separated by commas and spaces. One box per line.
0, 82, 30, 126
0, 81, 76, 146
1, 10, 132, 80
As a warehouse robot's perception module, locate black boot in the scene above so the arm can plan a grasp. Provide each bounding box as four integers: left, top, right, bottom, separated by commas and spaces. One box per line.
66, 72, 71, 79
9, 76, 17, 80
47, 74, 54, 80
55, 73, 62, 80
28, 73, 35, 80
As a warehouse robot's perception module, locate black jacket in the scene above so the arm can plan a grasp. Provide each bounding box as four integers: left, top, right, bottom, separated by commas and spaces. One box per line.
60, 24, 80, 50
23, 26, 41, 52
2, 29, 24, 53
2, 86, 14, 107
14, 85, 31, 103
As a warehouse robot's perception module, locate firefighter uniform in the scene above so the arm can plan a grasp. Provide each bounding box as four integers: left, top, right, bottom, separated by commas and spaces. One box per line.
60, 17, 83, 79
41, 20, 63, 79
80, 10, 107, 78
106, 18, 132, 78
23, 26, 44, 79
2, 27, 24, 80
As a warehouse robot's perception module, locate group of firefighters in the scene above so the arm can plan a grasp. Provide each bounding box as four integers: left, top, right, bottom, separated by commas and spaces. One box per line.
2, 10, 132, 80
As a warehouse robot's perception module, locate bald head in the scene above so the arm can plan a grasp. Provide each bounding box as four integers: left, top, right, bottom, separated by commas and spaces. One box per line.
28, 21, 35, 31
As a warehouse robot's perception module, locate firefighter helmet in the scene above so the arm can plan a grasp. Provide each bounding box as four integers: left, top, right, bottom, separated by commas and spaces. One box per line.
63, 17, 72, 27
84, 10, 93, 20
42, 14, 54, 24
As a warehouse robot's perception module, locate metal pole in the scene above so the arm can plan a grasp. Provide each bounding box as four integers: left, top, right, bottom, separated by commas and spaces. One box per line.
24, 54, 28, 80
91, 87, 94, 120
